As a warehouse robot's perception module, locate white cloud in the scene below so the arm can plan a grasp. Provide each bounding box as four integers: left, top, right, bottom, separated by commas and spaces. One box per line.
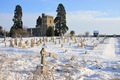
0, 11, 120, 35
67, 11, 120, 35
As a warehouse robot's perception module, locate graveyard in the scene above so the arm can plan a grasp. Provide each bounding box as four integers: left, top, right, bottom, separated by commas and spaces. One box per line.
0, 36, 120, 80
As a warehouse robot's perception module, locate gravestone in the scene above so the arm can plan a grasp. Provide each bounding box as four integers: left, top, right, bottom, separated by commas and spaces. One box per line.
25, 40, 29, 46
49, 52, 54, 58
85, 51, 88, 54
59, 40, 61, 44
31, 39, 34, 47
70, 56, 75, 60
22, 45, 26, 49
18, 41, 22, 47
9, 39, 14, 47
14, 38, 17, 46
40, 48, 47, 72
3, 41, 6, 47
36, 41, 41, 46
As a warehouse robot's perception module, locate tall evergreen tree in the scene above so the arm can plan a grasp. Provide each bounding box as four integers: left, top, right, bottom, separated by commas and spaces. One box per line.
13, 5, 23, 29
46, 27, 54, 37
54, 3, 68, 36
10, 5, 23, 37
36, 16, 42, 28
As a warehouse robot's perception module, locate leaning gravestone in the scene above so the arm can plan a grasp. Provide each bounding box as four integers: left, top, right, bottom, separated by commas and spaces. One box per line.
39, 38, 42, 43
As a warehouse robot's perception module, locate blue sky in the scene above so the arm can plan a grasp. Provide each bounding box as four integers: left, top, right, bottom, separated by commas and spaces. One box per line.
0, 0, 120, 35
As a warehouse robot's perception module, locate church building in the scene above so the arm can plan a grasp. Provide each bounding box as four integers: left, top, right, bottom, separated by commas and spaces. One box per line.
27, 13, 54, 36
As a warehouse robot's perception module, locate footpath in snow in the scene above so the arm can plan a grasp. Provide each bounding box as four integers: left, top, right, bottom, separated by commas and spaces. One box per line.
103, 38, 116, 60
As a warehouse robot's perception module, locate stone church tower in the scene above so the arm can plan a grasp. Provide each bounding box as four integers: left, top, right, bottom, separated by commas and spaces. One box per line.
41, 13, 54, 36
27, 13, 54, 36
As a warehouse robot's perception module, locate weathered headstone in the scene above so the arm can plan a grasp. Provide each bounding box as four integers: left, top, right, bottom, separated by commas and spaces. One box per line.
25, 40, 29, 46
14, 38, 17, 46
40, 48, 47, 72
49, 52, 54, 58
3, 41, 6, 47
39, 38, 42, 43
85, 51, 88, 54
18, 41, 22, 47
46, 37, 48, 42
36, 41, 41, 46
31, 39, 34, 48
22, 45, 26, 49
9, 39, 14, 47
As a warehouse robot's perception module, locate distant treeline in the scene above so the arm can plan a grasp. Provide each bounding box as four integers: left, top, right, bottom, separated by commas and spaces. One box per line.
78, 35, 120, 37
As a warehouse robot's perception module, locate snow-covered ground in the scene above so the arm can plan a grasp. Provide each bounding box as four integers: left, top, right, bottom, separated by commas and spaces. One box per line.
0, 37, 120, 80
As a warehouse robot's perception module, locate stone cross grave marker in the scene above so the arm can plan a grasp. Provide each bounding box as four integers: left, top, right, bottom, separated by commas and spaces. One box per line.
40, 48, 47, 72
